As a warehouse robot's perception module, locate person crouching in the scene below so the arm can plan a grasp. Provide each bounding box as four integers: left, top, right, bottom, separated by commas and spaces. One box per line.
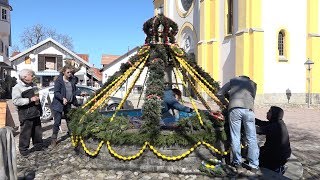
256, 106, 291, 174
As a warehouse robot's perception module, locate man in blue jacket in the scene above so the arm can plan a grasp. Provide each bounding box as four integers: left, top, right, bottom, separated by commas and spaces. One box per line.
161, 88, 193, 126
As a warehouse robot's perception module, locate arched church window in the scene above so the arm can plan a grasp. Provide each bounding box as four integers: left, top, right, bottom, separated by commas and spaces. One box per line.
278, 31, 284, 56
277, 30, 289, 62
227, 0, 233, 34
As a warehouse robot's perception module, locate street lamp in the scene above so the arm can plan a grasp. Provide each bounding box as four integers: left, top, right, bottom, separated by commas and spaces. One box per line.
304, 58, 314, 108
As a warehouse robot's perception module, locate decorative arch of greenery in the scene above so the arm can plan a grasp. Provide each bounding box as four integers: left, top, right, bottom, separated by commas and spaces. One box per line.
69, 15, 227, 149
69, 44, 226, 148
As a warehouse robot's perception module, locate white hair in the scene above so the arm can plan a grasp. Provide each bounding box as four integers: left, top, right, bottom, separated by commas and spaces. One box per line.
19, 69, 34, 80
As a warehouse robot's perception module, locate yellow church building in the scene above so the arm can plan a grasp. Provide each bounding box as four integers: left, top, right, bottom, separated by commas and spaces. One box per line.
153, 0, 320, 105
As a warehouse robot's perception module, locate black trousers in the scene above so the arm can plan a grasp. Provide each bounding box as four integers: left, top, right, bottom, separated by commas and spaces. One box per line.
52, 103, 72, 139
19, 117, 43, 153
259, 146, 288, 170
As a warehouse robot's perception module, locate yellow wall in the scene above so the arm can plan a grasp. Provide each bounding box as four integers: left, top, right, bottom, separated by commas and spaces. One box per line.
198, 0, 205, 68
197, 0, 220, 80
235, 0, 264, 94
307, 0, 320, 93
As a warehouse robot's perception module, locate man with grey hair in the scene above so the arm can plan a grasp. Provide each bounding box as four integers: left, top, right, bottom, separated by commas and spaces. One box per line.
12, 69, 43, 156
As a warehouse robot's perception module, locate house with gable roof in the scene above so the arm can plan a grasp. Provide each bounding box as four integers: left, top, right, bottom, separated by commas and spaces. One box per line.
101, 46, 147, 98
9, 38, 93, 87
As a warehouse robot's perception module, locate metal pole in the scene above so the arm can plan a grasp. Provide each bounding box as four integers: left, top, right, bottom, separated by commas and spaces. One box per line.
308, 69, 311, 108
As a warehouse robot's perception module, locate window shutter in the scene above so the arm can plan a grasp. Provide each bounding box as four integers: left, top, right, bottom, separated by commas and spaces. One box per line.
38, 54, 45, 71
57, 55, 63, 71
0, 40, 3, 53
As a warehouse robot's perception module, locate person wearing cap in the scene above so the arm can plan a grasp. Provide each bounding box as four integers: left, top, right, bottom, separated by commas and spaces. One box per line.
256, 106, 291, 174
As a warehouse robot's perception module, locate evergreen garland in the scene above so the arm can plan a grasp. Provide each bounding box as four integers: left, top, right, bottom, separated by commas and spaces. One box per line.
68, 14, 228, 151
143, 14, 178, 44
139, 58, 165, 143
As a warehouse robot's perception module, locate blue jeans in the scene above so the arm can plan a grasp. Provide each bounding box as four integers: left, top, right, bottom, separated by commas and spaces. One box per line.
229, 108, 259, 169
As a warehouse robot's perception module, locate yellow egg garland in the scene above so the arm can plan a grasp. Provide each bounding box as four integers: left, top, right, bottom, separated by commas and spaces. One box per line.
172, 65, 204, 126
137, 45, 150, 56
68, 14, 234, 167
70, 52, 231, 161
110, 56, 148, 122
175, 56, 226, 109
88, 56, 147, 114
71, 138, 230, 161
170, 44, 185, 57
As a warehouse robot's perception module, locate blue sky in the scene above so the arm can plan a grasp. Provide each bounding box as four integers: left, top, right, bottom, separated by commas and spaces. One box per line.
10, 0, 154, 68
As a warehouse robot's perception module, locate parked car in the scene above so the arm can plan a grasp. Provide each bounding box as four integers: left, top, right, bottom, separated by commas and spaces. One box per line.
39, 85, 134, 122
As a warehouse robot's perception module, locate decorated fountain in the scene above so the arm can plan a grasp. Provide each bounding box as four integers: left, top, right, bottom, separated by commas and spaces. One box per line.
68, 14, 230, 175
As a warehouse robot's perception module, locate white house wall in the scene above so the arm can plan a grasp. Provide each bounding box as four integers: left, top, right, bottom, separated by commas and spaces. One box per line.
262, 0, 307, 94
12, 43, 88, 86
166, 0, 200, 45
220, 0, 235, 85
102, 52, 139, 98
0, 35, 10, 64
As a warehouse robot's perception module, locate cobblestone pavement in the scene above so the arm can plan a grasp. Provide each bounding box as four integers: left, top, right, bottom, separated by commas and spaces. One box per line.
15, 123, 216, 180
13, 103, 320, 179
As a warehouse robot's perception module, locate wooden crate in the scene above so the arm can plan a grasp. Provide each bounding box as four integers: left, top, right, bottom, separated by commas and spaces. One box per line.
0, 101, 7, 128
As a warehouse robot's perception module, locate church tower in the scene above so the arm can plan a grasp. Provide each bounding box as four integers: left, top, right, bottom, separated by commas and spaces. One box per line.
0, 0, 12, 78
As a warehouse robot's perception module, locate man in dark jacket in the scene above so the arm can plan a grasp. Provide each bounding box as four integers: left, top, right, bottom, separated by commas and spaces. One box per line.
50, 65, 78, 147
12, 69, 43, 156
256, 106, 291, 173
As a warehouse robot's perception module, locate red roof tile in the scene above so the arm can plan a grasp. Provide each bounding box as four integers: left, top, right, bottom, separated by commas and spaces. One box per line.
88, 67, 102, 81
11, 51, 21, 57
77, 54, 89, 62
101, 54, 120, 66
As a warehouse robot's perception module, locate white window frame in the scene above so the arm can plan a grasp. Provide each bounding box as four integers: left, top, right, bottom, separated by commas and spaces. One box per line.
44, 56, 57, 70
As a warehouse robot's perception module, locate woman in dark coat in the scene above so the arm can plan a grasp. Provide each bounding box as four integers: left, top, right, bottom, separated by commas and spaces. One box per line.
50, 65, 78, 147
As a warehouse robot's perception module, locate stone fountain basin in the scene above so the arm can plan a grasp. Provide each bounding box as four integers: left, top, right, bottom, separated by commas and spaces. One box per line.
78, 109, 219, 174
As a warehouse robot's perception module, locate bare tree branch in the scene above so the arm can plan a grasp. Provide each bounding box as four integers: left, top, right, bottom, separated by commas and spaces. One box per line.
20, 24, 74, 50
10, 45, 21, 55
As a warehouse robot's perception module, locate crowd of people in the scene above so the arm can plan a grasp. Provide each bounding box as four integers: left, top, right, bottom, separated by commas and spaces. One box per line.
10, 67, 292, 177
11, 65, 80, 154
